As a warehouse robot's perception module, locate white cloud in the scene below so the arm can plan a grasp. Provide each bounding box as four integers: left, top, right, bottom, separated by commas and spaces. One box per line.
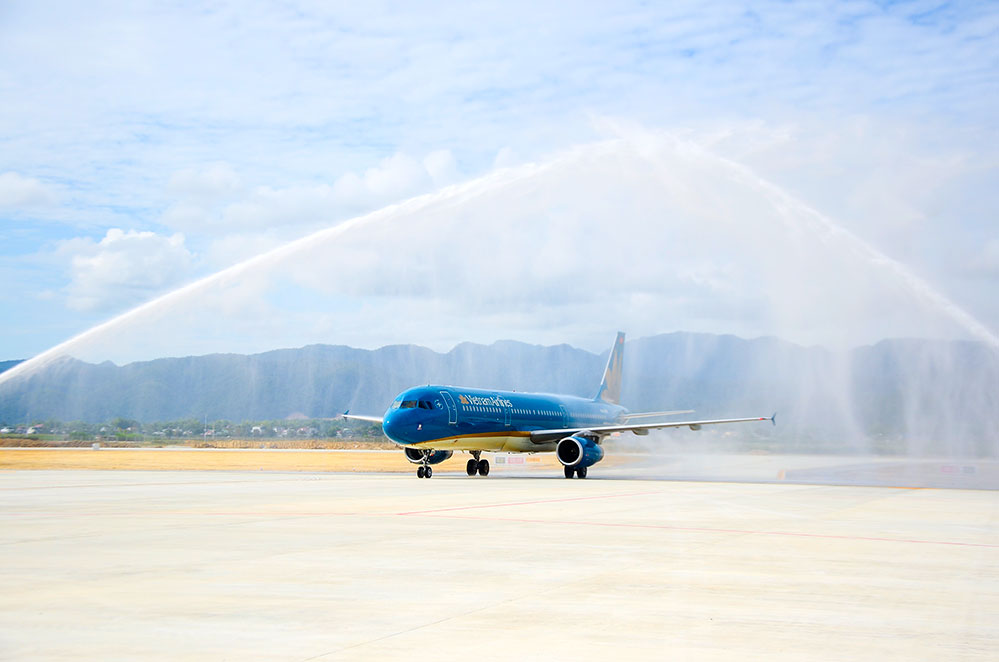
0, 171, 54, 208
493, 147, 520, 169
332, 151, 457, 208
423, 150, 458, 185
3, 2, 999, 359
160, 150, 464, 236
61, 229, 193, 313
969, 240, 999, 277
17, 130, 999, 365
167, 163, 242, 203
159, 202, 215, 233
219, 183, 337, 231
353, 153, 429, 199
203, 232, 292, 270
148, 133, 998, 355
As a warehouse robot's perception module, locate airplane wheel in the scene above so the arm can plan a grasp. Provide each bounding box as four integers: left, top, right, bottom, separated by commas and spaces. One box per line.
417, 466, 425, 478
564, 465, 574, 479
425, 466, 433, 478
466, 459, 477, 476
576, 466, 588, 479
477, 459, 490, 476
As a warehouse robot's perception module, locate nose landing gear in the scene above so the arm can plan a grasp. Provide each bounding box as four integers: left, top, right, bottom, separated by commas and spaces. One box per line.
416, 450, 434, 478
415, 450, 490, 478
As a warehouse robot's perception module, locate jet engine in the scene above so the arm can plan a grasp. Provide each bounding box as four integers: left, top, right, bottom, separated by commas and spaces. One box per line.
403, 448, 453, 465
556, 434, 604, 468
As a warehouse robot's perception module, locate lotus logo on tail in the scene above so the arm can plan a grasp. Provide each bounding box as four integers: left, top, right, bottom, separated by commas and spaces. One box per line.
595, 331, 625, 405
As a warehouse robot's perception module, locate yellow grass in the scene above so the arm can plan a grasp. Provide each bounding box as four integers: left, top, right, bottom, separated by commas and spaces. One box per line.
0, 448, 565, 472
0, 437, 395, 449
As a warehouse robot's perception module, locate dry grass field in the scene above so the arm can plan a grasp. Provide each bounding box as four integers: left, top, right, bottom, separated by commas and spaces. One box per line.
0, 447, 565, 472
0, 437, 396, 449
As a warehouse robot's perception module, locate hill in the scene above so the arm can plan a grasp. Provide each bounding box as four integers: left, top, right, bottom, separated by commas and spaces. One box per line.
1, 333, 996, 455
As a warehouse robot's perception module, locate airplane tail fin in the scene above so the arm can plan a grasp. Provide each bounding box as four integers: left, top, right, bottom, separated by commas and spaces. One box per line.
594, 332, 625, 405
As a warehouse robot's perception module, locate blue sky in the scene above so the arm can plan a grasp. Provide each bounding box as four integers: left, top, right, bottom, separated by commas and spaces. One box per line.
1, 1, 998, 362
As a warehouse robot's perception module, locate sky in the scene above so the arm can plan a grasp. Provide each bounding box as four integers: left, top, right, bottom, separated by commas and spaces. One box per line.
1, 1, 998, 363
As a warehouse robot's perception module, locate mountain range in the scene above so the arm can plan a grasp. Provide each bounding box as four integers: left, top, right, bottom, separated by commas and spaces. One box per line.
2, 333, 997, 455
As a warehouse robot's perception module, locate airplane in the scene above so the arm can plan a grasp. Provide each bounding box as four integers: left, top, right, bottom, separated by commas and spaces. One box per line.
343, 332, 775, 478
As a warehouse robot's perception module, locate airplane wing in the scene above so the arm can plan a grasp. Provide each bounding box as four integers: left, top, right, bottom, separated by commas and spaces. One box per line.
528, 414, 776, 444
620, 409, 694, 421
341, 411, 384, 424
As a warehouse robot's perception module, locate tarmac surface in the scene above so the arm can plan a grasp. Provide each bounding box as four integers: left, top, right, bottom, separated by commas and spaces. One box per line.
1, 467, 997, 661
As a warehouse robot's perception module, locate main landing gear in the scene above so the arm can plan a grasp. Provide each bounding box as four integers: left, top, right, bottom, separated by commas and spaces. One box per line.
465, 451, 490, 477
563, 465, 588, 479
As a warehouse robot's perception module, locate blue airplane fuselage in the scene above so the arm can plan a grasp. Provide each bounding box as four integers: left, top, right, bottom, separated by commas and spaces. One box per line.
382, 385, 627, 453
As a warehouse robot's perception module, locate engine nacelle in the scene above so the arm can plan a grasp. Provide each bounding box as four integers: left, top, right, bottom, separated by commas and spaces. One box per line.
403, 448, 453, 465
556, 435, 604, 469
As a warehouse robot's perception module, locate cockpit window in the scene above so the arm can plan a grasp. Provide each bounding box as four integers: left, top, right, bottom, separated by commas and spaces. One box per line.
393, 398, 434, 410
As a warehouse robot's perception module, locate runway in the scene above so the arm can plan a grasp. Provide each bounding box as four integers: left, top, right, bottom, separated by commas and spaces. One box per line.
1, 469, 996, 661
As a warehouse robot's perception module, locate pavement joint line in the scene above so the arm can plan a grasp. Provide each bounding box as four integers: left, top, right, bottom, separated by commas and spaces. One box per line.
304, 522, 736, 660
302, 591, 529, 660
0, 476, 323, 491
395, 489, 665, 515
413, 514, 999, 548
0, 511, 366, 518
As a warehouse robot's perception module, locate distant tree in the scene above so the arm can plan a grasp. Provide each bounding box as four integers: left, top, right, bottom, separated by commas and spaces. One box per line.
110, 417, 140, 431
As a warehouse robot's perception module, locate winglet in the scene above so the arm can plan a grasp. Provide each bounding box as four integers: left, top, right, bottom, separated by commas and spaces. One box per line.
771, 412, 777, 427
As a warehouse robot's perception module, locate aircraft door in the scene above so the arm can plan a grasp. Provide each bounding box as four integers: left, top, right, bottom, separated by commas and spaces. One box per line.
504, 403, 511, 427
559, 405, 568, 428
440, 391, 458, 425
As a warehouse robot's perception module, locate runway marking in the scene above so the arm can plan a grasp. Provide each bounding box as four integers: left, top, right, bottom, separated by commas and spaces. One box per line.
0, 476, 322, 491
409, 514, 999, 548
0, 510, 364, 519
303, 592, 528, 660
396, 489, 664, 515
4, 493, 660, 520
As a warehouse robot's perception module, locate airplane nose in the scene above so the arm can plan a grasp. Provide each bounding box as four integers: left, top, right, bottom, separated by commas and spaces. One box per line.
382, 411, 406, 443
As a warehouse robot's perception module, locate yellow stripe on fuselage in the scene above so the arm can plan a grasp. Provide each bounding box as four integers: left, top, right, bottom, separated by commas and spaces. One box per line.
406, 431, 555, 453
